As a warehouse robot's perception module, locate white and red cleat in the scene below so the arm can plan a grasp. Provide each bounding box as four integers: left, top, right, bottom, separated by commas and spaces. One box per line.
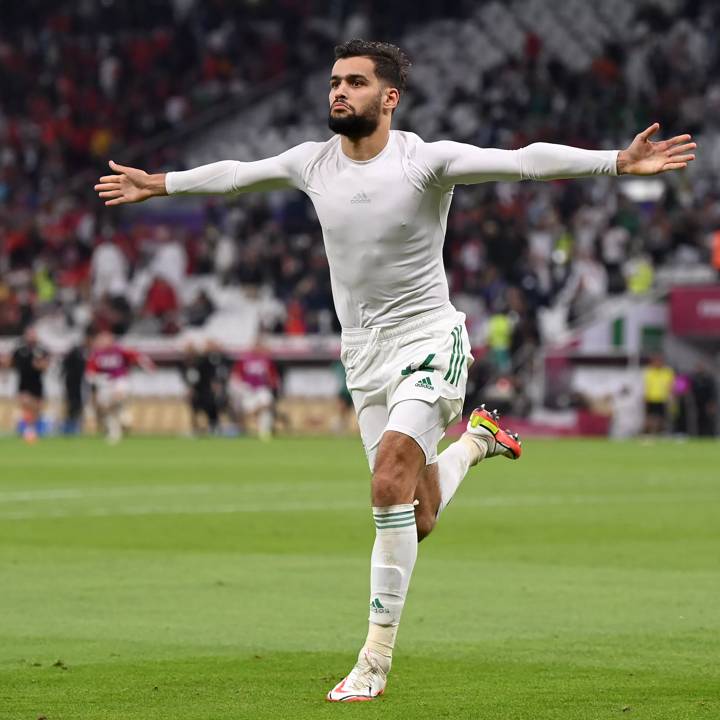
326, 647, 390, 702
464, 405, 522, 460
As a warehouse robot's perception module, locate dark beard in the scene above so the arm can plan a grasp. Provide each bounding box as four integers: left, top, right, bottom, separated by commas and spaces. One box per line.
327, 97, 381, 139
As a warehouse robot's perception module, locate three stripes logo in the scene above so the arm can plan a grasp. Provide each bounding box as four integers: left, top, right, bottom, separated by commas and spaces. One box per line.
370, 597, 390, 614
373, 508, 415, 530
351, 191, 371, 204
443, 326, 464, 386
414, 376, 434, 390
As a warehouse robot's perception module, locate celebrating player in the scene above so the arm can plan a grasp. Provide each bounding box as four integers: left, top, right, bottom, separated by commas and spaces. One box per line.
94, 39, 696, 701
86, 331, 155, 443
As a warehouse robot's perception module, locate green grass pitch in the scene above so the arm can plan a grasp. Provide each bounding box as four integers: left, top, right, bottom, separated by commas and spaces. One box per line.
0, 436, 718, 719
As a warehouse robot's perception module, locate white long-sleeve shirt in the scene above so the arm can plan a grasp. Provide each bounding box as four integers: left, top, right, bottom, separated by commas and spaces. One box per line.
166, 131, 618, 329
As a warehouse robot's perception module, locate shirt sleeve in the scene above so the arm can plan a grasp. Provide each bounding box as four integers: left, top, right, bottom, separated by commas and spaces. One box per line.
165, 141, 321, 195
421, 140, 619, 187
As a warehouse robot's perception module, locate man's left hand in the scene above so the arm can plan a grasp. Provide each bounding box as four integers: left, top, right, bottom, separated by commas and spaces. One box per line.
617, 123, 696, 175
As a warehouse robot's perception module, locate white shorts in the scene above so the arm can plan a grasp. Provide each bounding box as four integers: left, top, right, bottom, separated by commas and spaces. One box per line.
95, 377, 129, 409
230, 381, 273, 414
341, 303, 473, 471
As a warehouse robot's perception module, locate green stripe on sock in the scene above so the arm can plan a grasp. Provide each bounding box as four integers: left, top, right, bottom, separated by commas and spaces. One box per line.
374, 512, 415, 523
375, 520, 416, 529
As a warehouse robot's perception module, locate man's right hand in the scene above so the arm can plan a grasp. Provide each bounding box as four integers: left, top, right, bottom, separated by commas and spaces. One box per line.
94, 160, 167, 206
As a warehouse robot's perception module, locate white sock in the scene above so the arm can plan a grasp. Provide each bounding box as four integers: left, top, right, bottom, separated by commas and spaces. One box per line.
436, 437, 488, 517
365, 504, 417, 660
257, 408, 272, 439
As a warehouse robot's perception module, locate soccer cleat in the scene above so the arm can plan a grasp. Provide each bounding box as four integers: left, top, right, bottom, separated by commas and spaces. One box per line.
464, 404, 522, 460
326, 647, 390, 702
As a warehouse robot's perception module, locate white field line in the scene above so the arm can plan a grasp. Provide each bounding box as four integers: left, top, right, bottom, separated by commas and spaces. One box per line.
0, 492, 716, 521
0, 484, 212, 503
0, 481, 332, 504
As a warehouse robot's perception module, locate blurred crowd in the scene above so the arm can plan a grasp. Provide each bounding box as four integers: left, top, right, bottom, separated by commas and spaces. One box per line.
2, 0, 720, 387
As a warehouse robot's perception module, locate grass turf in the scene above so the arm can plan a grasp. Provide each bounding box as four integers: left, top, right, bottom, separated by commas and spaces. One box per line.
0, 436, 718, 719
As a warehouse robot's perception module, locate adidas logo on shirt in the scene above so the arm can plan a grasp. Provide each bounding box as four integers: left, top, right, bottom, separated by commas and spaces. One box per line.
415, 376, 434, 389
351, 192, 371, 204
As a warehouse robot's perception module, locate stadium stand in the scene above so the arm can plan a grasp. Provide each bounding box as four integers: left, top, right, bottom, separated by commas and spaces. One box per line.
1, 0, 719, 434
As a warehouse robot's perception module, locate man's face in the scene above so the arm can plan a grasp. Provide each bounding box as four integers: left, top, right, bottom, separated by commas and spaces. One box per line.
328, 57, 387, 139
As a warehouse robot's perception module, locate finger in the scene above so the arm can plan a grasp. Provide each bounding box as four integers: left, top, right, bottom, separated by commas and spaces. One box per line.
109, 160, 133, 173
666, 154, 695, 164
99, 174, 123, 183
105, 197, 126, 206
661, 162, 688, 172
638, 122, 660, 141
666, 133, 692, 145
99, 190, 124, 199
667, 142, 696, 156
94, 183, 121, 191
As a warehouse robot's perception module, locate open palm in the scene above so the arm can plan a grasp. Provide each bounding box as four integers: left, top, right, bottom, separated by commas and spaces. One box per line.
618, 123, 696, 175
94, 160, 161, 206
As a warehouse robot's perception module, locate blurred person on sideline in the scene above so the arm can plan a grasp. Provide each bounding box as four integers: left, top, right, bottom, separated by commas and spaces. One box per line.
86, 330, 155, 443
609, 385, 644, 439
1, 326, 50, 442
643, 355, 675, 435
671, 371, 693, 436
181, 340, 223, 436
332, 359, 355, 434
94, 39, 696, 701
60, 328, 94, 435
691, 362, 718, 436
229, 336, 279, 440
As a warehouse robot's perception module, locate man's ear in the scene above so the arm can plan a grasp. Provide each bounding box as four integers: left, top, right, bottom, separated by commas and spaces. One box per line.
384, 87, 400, 111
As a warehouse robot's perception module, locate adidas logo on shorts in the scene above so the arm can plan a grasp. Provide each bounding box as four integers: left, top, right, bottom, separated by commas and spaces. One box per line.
415, 376, 434, 389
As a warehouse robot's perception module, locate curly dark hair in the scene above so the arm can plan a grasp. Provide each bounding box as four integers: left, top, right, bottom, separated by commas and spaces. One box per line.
334, 39, 411, 94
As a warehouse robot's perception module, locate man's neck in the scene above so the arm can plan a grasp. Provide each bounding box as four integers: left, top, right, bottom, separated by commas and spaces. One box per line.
340, 127, 391, 162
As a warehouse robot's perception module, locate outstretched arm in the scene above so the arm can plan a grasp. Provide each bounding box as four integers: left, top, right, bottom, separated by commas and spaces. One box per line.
95, 143, 319, 206
425, 123, 695, 187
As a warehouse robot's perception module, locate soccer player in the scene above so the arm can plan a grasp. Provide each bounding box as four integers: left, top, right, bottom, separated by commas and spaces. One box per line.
94, 39, 696, 701
229, 337, 279, 440
86, 331, 155, 443
2, 326, 50, 442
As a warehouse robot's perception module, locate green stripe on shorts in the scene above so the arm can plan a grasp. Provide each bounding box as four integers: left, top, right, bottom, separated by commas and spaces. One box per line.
450, 327, 465, 385
443, 327, 461, 383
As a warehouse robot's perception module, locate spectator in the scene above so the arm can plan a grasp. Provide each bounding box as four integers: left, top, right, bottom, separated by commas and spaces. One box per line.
143, 276, 180, 334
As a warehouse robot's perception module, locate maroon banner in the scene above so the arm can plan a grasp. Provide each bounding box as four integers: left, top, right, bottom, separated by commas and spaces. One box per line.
670, 285, 720, 337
